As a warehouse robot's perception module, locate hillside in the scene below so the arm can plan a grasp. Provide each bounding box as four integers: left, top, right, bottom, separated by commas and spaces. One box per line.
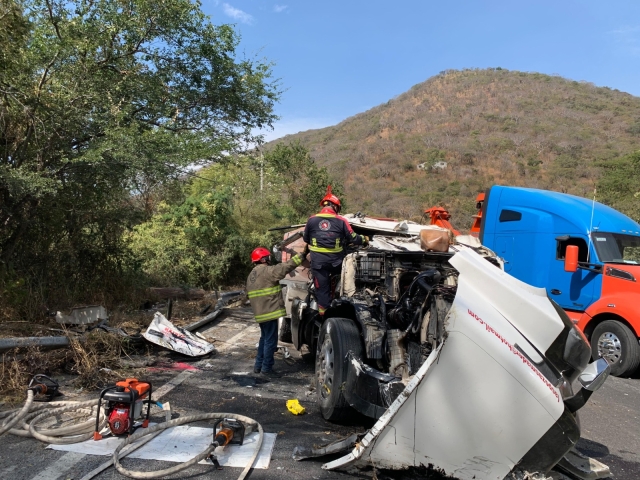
269, 68, 640, 228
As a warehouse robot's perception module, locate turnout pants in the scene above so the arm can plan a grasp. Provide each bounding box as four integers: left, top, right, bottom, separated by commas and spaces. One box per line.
312, 262, 342, 315
255, 320, 278, 373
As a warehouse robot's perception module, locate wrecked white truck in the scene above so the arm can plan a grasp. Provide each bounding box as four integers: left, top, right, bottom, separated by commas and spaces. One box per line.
279, 216, 611, 480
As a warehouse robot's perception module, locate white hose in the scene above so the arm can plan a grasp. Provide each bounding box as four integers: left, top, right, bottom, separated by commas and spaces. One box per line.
113, 412, 264, 480
29, 403, 107, 444
0, 389, 34, 436
2, 391, 264, 480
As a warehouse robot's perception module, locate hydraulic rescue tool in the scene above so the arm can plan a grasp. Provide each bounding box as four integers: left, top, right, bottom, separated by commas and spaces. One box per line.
94, 378, 152, 440
209, 418, 246, 469
28, 374, 61, 401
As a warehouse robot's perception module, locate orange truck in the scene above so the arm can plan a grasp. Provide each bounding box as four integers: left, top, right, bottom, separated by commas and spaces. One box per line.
427, 186, 640, 377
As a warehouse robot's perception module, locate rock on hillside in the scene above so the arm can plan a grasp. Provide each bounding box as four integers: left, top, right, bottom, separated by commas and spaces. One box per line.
268, 68, 640, 228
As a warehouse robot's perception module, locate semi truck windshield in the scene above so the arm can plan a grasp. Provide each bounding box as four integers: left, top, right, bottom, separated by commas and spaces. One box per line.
591, 232, 640, 264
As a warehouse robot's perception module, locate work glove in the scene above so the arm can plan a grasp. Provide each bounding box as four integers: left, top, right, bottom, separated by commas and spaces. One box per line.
302, 243, 310, 256
362, 235, 370, 247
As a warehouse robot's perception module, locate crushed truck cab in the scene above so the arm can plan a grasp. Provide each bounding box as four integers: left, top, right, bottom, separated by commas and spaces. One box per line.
280, 214, 610, 480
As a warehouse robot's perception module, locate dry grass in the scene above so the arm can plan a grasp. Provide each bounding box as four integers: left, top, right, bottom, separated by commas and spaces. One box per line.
67, 329, 146, 390
0, 329, 148, 404
0, 296, 218, 403
0, 347, 70, 405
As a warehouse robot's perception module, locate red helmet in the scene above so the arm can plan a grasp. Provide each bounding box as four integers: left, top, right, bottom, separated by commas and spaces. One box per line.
320, 185, 341, 212
251, 247, 271, 263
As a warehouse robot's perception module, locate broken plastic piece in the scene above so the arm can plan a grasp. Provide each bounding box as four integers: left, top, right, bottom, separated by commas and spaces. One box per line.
56, 305, 107, 325
293, 434, 359, 461
555, 448, 611, 479
286, 399, 306, 415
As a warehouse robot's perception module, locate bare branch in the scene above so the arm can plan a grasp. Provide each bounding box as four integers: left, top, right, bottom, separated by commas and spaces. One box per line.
45, 0, 62, 40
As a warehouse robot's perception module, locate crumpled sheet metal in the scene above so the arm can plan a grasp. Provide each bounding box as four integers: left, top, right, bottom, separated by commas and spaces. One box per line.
143, 312, 215, 357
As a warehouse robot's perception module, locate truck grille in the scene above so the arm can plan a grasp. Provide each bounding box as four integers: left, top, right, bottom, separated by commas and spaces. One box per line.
356, 254, 386, 282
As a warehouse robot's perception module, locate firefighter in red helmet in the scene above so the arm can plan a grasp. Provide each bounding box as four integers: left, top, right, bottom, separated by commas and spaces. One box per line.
303, 186, 368, 316
246, 245, 308, 377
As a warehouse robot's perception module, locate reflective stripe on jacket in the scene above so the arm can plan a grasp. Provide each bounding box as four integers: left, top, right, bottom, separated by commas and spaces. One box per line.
246, 253, 304, 323
303, 207, 365, 265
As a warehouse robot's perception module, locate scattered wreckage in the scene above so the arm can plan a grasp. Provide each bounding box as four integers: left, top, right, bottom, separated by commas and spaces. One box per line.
0, 291, 245, 358
280, 215, 611, 480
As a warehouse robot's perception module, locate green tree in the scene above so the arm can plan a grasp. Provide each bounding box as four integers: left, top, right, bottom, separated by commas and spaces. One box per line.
128, 189, 251, 288
0, 0, 279, 314
128, 144, 345, 290
598, 151, 640, 222
264, 142, 344, 220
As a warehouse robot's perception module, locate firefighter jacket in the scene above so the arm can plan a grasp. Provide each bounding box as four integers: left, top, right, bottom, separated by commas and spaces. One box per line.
303, 207, 366, 266
246, 253, 305, 323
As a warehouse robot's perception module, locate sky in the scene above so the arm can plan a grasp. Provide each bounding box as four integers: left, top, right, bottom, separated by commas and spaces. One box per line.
200, 1, 640, 142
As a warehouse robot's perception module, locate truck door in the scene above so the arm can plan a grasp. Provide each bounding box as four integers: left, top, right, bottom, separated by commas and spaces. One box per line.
494, 236, 514, 272
549, 237, 598, 310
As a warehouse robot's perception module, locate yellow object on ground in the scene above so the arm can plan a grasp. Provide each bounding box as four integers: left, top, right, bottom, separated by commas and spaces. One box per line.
286, 399, 306, 415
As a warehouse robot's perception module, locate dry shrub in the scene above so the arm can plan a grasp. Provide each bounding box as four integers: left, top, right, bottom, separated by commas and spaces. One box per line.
0, 348, 70, 404
0, 355, 30, 404
67, 330, 142, 390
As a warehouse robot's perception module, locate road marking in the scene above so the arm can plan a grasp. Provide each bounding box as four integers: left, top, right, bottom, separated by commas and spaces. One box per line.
153, 369, 195, 399
1, 465, 17, 476
215, 325, 258, 352
30, 452, 86, 480
30, 369, 195, 480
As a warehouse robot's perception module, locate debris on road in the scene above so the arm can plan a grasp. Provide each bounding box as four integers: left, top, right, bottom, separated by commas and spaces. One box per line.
184, 290, 245, 332
56, 305, 108, 325
293, 433, 359, 461
143, 312, 216, 357
286, 399, 306, 415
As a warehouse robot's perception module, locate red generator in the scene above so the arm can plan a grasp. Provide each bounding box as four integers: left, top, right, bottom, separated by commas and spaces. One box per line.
94, 378, 152, 440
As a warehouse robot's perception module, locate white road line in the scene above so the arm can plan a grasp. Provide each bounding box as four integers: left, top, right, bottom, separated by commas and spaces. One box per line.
152, 369, 195, 399
31, 452, 86, 480
0, 465, 17, 476
215, 325, 258, 352
29, 369, 195, 480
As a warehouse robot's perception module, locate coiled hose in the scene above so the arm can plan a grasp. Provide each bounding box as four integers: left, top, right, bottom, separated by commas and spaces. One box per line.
113, 412, 263, 480
1, 391, 263, 480
0, 391, 106, 441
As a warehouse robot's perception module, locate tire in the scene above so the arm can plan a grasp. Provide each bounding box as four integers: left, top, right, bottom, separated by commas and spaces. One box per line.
315, 317, 363, 423
278, 317, 293, 343
591, 320, 640, 377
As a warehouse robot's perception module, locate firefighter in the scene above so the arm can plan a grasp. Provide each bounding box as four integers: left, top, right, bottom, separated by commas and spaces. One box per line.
303, 186, 368, 316
246, 245, 308, 377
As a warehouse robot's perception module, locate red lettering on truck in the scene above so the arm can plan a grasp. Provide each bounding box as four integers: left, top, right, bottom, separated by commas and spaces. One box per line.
467, 309, 560, 402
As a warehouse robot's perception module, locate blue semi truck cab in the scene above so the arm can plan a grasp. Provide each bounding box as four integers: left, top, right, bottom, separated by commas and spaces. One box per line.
479, 185, 640, 377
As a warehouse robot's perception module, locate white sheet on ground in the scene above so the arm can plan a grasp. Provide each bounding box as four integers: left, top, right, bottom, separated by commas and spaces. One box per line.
48, 428, 276, 469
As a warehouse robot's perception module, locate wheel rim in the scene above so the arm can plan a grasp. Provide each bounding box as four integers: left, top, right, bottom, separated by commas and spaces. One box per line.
597, 331, 622, 365
317, 336, 334, 400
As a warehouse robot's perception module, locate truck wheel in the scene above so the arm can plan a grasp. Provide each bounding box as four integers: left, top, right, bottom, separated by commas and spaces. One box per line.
315, 317, 363, 423
278, 317, 292, 343
591, 320, 640, 377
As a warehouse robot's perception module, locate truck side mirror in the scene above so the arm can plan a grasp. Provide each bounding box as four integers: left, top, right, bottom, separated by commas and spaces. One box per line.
578, 358, 610, 392
565, 245, 579, 272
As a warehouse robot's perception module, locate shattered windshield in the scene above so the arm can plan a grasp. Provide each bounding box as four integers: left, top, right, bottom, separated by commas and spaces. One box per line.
591, 232, 640, 265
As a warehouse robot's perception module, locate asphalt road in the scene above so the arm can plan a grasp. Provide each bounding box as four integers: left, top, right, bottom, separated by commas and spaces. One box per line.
1, 307, 639, 480
576, 372, 640, 479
